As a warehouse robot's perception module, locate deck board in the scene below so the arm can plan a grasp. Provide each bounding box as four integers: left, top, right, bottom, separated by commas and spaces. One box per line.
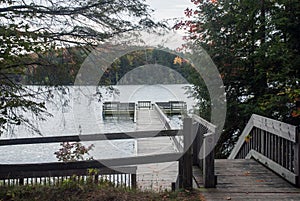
198, 159, 300, 200
136, 109, 178, 191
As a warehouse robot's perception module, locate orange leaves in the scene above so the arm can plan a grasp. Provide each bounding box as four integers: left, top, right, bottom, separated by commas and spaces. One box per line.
211, 0, 218, 4
174, 56, 183, 65
245, 135, 251, 143
174, 56, 188, 65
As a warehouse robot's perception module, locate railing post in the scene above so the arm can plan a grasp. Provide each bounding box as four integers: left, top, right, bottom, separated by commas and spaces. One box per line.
177, 156, 183, 189
131, 173, 137, 189
193, 123, 202, 166
182, 117, 193, 189
295, 126, 300, 187
203, 133, 216, 188
261, 130, 265, 155
193, 123, 199, 165
19, 178, 24, 186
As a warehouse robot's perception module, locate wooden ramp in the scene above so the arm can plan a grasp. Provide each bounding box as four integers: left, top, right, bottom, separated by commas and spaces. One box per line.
135, 109, 178, 191
197, 159, 300, 201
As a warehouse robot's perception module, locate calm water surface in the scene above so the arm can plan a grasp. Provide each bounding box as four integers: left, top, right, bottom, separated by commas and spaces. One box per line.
0, 84, 195, 164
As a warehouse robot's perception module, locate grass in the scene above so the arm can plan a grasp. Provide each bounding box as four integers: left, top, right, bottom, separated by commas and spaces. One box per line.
0, 181, 204, 201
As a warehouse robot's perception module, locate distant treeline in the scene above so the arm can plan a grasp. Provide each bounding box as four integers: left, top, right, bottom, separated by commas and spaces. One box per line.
22, 47, 205, 87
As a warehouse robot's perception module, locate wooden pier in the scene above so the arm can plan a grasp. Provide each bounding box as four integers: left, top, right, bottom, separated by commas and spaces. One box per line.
1, 100, 300, 200
135, 103, 178, 191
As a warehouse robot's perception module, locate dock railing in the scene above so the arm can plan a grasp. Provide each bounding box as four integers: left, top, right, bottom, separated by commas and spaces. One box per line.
102, 101, 136, 120
0, 130, 181, 189
156, 101, 187, 115
175, 116, 216, 188
0, 109, 217, 189
191, 114, 217, 188
229, 114, 300, 187
137, 101, 152, 109
154, 104, 217, 188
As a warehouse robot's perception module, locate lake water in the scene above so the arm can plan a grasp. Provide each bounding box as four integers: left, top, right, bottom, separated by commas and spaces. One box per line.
0, 84, 196, 164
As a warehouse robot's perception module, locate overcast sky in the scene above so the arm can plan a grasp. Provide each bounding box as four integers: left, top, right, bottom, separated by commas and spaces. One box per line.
146, 0, 193, 21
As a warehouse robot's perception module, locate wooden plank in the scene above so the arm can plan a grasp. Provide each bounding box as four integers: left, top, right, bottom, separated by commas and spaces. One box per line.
0, 166, 137, 179
153, 103, 184, 155
153, 103, 171, 130
193, 122, 200, 165
203, 132, 216, 188
200, 159, 300, 200
131, 174, 137, 189
0, 153, 183, 173
252, 114, 297, 142
200, 192, 300, 201
228, 115, 254, 159
136, 110, 165, 130
229, 114, 298, 160
214, 159, 296, 185
137, 161, 178, 191
0, 130, 182, 146
294, 126, 300, 187
177, 157, 183, 189
133, 104, 137, 123
192, 114, 216, 133
182, 117, 193, 189
136, 108, 179, 191
172, 136, 183, 153
246, 150, 297, 185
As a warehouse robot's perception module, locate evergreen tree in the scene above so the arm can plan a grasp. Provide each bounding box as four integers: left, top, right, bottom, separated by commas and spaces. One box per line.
176, 0, 300, 157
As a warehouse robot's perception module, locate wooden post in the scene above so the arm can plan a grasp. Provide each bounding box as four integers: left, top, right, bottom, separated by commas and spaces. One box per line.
171, 182, 176, 191
177, 156, 183, 189
203, 133, 216, 188
295, 126, 300, 187
19, 178, 24, 186
261, 130, 265, 155
131, 174, 137, 189
94, 174, 99, 184
193, 123, 203, 167
183, 117, 193, 189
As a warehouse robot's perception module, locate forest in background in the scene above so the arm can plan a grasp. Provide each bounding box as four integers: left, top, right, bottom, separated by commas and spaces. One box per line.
1, 0, 299, 158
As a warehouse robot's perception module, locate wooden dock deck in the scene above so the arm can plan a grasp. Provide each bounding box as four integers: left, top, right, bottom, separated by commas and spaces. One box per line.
197, 159, 300, 200
2, 101, 300, 198
135, 108, 178, 191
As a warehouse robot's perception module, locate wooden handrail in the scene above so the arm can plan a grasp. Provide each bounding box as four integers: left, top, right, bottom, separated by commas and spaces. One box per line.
153, 103, 185, 155
0, 130, 181, 146
0, 153, 183, 171
192, 114, 216, 133
0, 165, 137, 179
192, 115, 217, 188
229, 114, 299, 187
153, 103, 172, 130
0, 109, 217, 189
230, 114, 298, 159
